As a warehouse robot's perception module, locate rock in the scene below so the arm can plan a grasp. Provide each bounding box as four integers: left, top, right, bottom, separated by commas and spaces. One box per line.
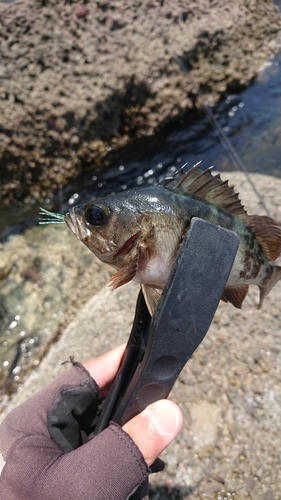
0, 247, 11, 278
190, 400, 221, 454
74, 4, 89, 19
0, 0, 281, 207
0, 280, 139, 408
0, 224, 111, 387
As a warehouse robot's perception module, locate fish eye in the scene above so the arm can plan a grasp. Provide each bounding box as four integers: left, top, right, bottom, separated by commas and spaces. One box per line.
85, 204, 109, 227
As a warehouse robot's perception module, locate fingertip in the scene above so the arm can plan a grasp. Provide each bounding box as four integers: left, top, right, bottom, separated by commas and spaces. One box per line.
145, 400, 183, 437
123, 399, 182, 466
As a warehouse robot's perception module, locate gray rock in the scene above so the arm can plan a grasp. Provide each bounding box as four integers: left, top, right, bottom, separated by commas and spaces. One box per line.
189, 400, 221, 455
0, 281, 139, 408
0, 223, 111, 386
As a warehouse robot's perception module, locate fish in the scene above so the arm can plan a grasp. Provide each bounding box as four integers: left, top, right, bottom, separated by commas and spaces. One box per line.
61, 163, 281, 315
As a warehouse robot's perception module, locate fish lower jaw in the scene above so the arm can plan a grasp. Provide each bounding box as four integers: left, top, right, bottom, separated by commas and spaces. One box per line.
65, 213, 76, 234
65, 212, 91, 240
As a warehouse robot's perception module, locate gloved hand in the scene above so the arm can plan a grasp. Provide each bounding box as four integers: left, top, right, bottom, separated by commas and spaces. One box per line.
0, 345, 182, 500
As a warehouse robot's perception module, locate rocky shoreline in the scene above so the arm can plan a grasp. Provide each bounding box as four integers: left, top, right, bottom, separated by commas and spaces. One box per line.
1, 2, 281, 497
1, 0, 281, 208
1, 172, 281, 499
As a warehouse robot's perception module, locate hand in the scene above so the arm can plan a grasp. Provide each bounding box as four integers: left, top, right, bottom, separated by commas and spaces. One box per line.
0, 344, 183, 500
84, 344, 183, 466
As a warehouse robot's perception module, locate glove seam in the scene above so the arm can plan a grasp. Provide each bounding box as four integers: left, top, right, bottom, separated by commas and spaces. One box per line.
58, 361, 100, 395
67, 358, 100, 392
108, 422, 150, 476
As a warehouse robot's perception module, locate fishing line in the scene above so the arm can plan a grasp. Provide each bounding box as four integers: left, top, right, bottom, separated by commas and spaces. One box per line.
164, 37, 272, 218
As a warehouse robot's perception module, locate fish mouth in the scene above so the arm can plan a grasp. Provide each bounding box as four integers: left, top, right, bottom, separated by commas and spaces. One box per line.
65, 210, 91, 240
65, 212, 75, 233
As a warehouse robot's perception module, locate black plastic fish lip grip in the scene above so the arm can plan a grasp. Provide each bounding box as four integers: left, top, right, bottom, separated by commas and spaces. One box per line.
94, 218, 239, 498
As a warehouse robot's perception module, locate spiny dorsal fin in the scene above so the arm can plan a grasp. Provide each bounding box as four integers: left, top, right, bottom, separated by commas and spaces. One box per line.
221, 285, 249, 309
161, 162, 202, 191
162, 163, 247, 218
247, 215, 281, 262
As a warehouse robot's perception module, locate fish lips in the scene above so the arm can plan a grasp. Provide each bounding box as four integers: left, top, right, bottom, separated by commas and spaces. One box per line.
65, 209, 91, 240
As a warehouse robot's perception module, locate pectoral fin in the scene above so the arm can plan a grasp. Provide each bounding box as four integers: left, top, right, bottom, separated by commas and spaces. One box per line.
110, 258, 138, 289
142, 284, 162, 315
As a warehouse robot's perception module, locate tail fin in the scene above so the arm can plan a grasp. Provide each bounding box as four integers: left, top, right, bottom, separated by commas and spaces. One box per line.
258, 265, 281, 309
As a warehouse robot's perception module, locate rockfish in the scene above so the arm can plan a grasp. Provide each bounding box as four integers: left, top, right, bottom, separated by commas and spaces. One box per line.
64, 164, 281, 314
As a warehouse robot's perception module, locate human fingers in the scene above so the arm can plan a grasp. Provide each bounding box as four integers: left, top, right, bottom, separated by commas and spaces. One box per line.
83, 344, 126, 397
122, 399, 183, 467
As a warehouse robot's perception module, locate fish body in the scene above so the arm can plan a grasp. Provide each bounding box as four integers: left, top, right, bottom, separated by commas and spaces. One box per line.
65, 164, 281, 313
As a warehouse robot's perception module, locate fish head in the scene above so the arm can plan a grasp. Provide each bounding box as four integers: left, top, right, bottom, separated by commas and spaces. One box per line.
65, 193, 142, 268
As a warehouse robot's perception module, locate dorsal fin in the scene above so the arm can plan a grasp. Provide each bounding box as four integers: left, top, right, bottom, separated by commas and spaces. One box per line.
247, 215, 281, 261
161, 163, 248, 218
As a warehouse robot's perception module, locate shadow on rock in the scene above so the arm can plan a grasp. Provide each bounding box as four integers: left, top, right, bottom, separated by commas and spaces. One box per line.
150, 484, 193, 500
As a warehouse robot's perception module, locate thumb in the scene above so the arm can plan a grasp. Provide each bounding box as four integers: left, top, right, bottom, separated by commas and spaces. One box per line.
122, 399, 183, 467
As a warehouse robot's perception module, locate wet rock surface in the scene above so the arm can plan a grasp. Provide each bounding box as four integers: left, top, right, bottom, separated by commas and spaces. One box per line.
1, 172, 281, 499
1, 0, 281, 208
0, 224, 111, 398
